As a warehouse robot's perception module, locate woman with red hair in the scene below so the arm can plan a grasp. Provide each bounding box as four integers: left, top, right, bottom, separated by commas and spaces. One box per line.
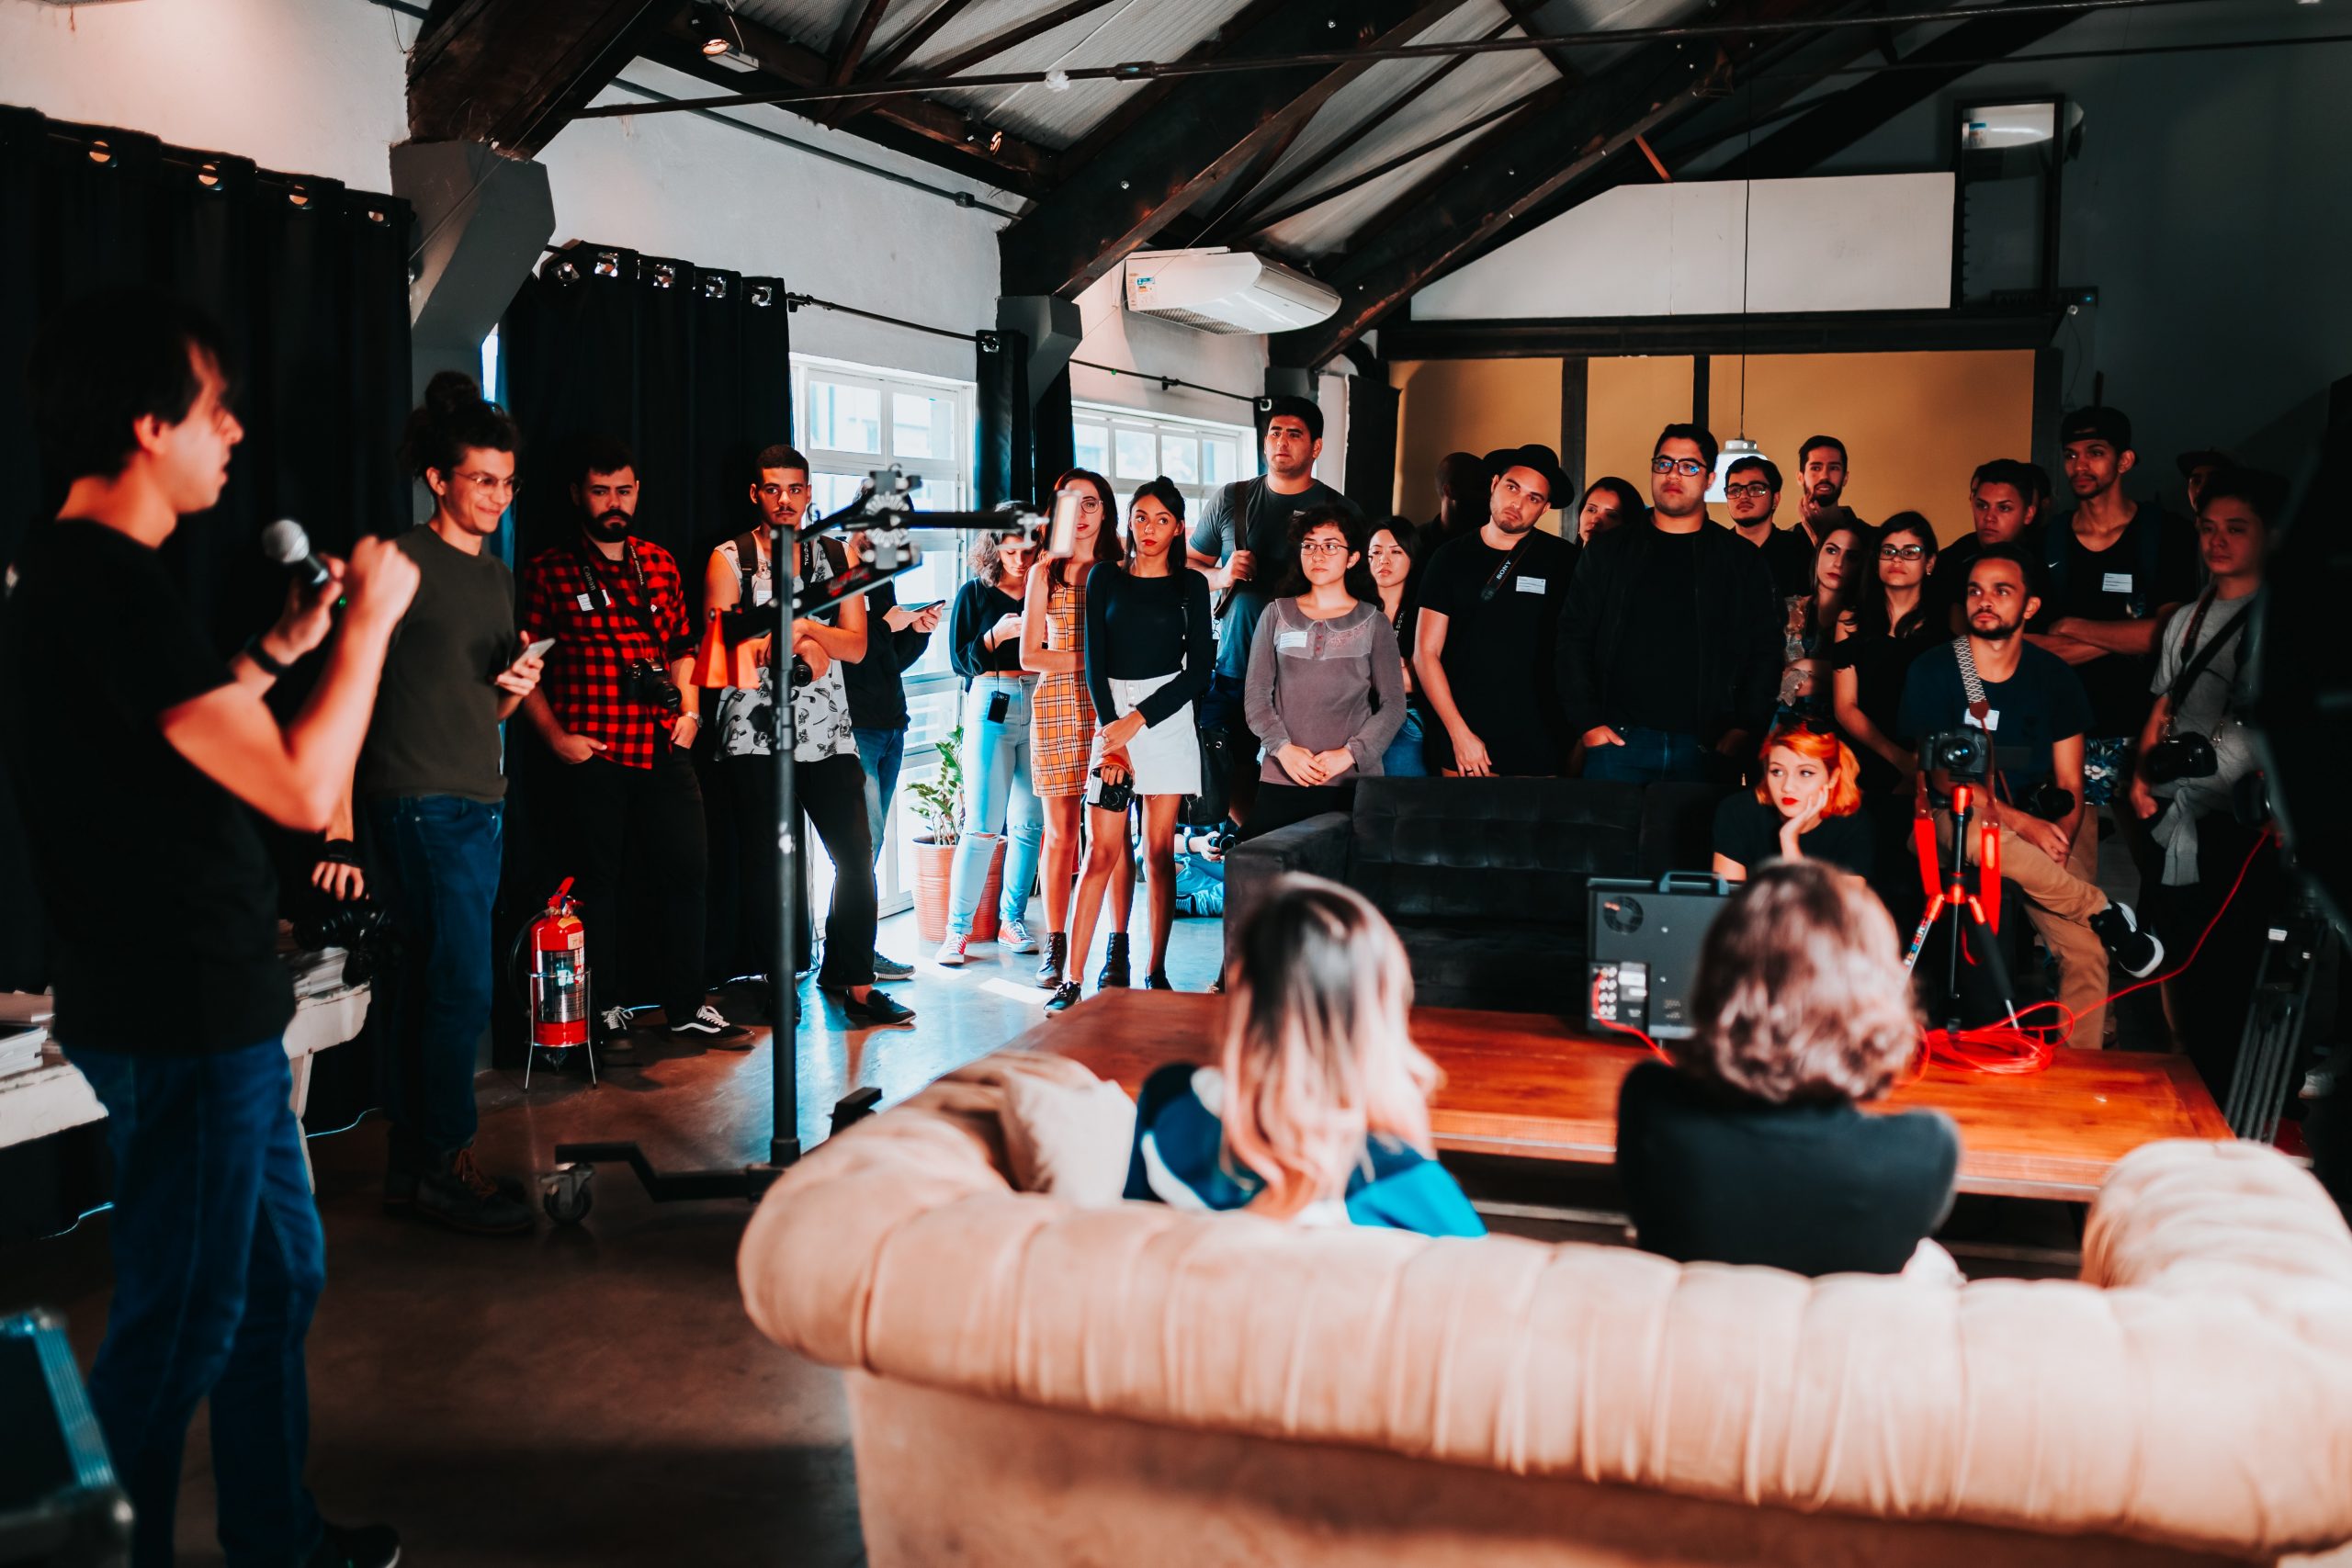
1711, 721, 1874, 881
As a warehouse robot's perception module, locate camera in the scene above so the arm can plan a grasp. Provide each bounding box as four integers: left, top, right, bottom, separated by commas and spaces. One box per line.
1921, 728, 1991, 782
2141, 733, 2220, 785
625, 657, 683, 716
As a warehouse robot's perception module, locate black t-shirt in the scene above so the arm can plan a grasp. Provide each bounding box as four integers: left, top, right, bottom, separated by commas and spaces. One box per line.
1611, 528, 1704, 735
2037, 506, 2200, 737
1189, 478, 1359, 682
1, 520, 295, 1054
1712, 792, 1876, 879
1895, 638, 2093, 798
840, 578, 932, 730
359, 525, 515, 804
1616, 1060, 1960, 1277
1414, 527, 1576, 774
1757, 524, 1816, 598
1844, 620, 1944, 794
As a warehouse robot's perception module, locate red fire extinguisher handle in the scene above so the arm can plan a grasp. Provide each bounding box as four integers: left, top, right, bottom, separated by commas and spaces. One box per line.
549, 876, 574, 910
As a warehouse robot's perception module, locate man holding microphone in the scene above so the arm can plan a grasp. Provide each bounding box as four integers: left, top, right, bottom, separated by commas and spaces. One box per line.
4, 292, 413, 1568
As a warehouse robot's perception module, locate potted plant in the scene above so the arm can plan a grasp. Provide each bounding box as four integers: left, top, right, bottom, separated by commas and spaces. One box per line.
905, 728, 1003, 946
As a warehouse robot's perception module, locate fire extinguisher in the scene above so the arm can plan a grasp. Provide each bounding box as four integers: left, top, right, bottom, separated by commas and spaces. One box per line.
526, 878, 588, 1049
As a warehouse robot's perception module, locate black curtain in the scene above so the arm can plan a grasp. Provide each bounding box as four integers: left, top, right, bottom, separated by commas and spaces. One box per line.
495, 245, 791, 1039
0, 105, 411, 1236
0, 104, 412, 996
1344, 370, 1401, 521
976, 327, 1029, 510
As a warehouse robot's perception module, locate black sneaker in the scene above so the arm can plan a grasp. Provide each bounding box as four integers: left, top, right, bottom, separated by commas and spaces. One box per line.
415, 1149, 533, 1235
1045, 981, 1081, 1015
306, 1521, 400, 1568
1097, 932, 1131, 990
2089, 902, 2165, 978
832, 987, 916, 1027
870, 951, 915, 980
671, 1003, 753, 1046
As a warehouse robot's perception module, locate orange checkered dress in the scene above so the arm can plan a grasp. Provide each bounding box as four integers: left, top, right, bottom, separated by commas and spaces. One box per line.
1031, 565, 1097, 797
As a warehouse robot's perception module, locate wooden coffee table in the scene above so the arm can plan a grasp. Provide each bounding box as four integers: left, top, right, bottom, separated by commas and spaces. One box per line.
1017, 990, 2232, 1202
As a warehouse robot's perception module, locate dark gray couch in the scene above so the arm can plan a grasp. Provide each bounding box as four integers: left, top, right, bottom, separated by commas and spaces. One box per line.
1225, 776, 1724, 1015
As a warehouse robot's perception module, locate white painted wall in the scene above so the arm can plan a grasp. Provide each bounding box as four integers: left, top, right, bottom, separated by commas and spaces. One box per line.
0, 0, 409, 190
1413, 174, 1956, 320
1070, 270, 1267, 429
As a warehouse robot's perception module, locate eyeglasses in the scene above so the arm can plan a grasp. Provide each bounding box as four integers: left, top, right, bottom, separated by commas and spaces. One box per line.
1651, 457, 1707, 478
1879, 544, 1928, 560
1724, 481, 1773, 500
1298, 540, 1350, 558
454, 471, 520, 496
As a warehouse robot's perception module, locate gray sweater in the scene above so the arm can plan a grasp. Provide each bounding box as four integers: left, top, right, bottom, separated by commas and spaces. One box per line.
1242, 598, 1407, 783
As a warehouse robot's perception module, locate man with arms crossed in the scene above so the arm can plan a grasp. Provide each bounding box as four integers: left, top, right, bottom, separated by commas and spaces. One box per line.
3, 292, 412, 1567
1897, 547, 2164, 1047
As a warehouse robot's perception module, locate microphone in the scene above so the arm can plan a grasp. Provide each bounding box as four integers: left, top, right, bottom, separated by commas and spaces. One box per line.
261, 519, 333, 592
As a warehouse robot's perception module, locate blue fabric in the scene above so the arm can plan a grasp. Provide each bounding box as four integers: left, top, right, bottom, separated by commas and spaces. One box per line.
947, 677, 1045, 936
1124, 1063, 1484, 1238
66, 1037, 326, 1568
1582, 725, 1713, 784
853, 725, 905, 863
366, 794, 500, 1158
1174, 852, 1225, 917
1380, 708, 1430, 777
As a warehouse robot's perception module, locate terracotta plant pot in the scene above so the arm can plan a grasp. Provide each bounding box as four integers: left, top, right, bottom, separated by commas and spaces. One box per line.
910, 835, 1006, 947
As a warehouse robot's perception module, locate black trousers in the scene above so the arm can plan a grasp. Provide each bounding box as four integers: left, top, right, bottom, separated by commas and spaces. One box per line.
540, 748, 708, 1022
1239, 780, 1354, 842
730, 751, 876, 990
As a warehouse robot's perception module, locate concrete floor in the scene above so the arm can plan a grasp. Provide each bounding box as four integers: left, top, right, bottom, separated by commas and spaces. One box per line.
1, 904, 1223, 1568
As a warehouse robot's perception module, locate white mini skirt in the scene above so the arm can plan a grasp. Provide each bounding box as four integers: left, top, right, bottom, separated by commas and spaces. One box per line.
1090, 672, 1202, 797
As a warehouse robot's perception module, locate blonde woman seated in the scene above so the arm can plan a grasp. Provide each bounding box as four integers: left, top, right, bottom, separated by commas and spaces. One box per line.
1711, 721, 1875, 882
1123, 874, 1483, 1237
1616, 862, 1959, 1277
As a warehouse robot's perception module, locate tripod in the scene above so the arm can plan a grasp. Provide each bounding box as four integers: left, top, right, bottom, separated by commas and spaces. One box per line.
1902, 783, 2030, 1038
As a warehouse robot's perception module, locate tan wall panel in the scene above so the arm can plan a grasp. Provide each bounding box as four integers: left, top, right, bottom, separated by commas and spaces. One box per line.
1392, 358, 1565, 527
1585, 355, 1699, 503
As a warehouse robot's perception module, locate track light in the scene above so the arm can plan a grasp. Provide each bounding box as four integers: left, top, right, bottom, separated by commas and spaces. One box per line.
691, 3, 733, 57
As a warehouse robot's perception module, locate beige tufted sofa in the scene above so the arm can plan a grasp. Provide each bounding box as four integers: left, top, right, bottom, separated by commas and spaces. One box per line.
740, 1054, 2352, 1567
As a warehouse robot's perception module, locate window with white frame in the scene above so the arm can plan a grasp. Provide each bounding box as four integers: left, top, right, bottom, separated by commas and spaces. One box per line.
1071, 401, 1257, 522
790, 355, 978, 916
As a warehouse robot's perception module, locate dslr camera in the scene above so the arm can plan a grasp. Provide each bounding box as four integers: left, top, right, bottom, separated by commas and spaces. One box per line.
625, 657, 683, 716
1921, 728, 1991, 783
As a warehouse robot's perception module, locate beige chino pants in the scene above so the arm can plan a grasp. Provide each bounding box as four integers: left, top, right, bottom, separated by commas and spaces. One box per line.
1938, 811, 2113, 1047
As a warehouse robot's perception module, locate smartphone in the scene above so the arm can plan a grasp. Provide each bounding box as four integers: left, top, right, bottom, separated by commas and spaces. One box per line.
1045, 487, 1084, 559
987, 690, 1012, 724
910, 600, 946, 615
523, 636, 558, 662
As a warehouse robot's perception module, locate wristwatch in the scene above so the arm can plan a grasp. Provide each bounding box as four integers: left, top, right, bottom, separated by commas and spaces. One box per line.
243, 633, 291, 676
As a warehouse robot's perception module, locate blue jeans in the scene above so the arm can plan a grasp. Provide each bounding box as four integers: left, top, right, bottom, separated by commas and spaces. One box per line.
67, 1037, 325, 1568
1381, 709, 1430, 777
947, 676, 1045, 937
1582, 725, 1715, 784
853, 727, 905, 863
365, 795, 501, 1161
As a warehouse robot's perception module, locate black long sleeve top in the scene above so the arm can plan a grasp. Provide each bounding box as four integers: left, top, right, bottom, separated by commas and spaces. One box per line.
1082, 565, 1214, 728
948, 578, 1024, 684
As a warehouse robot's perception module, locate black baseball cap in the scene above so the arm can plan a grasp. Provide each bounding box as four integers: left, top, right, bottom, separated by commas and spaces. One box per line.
2177, 445, 2234, 477
1487, 444, 1568, 507
2060, 405, 2132, 451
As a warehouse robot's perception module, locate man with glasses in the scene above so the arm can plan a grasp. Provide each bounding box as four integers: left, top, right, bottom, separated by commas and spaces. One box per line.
1188, 394, 1360, 816
1413, 444, 1577, 776
1723, 453, 1813, 596
1559, 423, 1781, 784
520, 438, 747, 1058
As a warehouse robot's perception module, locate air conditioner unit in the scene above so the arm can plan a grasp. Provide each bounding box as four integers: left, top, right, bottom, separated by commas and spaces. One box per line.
1122, 248, 1340, 335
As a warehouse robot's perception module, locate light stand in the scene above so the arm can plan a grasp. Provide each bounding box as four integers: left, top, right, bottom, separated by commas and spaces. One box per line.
548, 470, 1054, 1218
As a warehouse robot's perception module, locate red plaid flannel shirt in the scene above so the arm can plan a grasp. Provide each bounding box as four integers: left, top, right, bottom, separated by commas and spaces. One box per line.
519, 537, 695, 770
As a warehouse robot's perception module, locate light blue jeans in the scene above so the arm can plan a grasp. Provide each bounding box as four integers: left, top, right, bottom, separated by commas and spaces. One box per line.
948, 675, 1046, 937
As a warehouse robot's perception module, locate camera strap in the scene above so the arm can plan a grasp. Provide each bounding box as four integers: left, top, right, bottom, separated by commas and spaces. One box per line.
1949, 637, 2015, 808
573, 537, 669, 655
2158, 590, 2250, 739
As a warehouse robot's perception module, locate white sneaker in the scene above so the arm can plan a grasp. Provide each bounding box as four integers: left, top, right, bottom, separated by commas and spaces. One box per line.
1000, 918, 1039, 954
933, 936, 968, 966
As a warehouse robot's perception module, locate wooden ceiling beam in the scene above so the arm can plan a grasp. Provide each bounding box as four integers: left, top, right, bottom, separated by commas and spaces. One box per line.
827, 0, 899, 88
407, 0, 662, 156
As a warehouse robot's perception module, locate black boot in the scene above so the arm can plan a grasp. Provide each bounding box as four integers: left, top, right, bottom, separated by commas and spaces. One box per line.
415, 1148, 534, 1235
1097, 932, 1131, 990
1036, 931, 1069, 989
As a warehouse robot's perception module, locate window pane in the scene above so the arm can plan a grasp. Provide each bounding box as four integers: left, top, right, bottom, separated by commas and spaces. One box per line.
1073, 423, 1109, 478
812, 470, 866, 520
1204, 438, 1241, 487
893, 391, 947, 460
906, 686, 961, 751
808, 379, 881, 455
1113, 428, 1156, 480
1160, 434, 1198, 485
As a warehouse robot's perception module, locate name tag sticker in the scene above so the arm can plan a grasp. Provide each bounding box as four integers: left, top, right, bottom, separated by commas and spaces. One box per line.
1964, 708, 2002, 733
1275, 629, 1310, 651
1515, 576, 1548, 594
2102, 571, 2134, 594
575, 593, 596, 612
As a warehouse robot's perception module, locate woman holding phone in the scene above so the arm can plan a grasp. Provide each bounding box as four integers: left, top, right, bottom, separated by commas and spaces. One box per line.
1049, 478, 1213, 1011
933, 530, 1045, 965
1022, 468, 1133, 992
